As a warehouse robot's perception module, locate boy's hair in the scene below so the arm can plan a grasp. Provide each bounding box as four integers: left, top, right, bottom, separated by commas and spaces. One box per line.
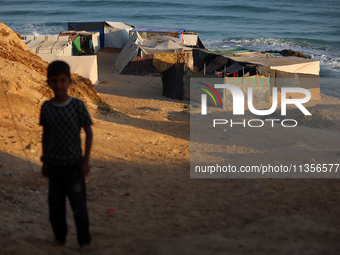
47, 61, 71, 79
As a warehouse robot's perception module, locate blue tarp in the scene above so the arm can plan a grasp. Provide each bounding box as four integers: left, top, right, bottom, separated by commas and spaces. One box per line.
130, 26, 186, 33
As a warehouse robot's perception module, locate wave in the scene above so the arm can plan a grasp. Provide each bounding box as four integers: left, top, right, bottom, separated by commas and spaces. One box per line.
204, 37, 340, 76
11, 23, 67, 36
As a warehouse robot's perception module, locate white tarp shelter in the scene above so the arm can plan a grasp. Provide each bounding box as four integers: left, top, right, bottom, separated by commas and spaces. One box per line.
225, 52, 320, 75
113, 32, 143, 73
25, 36, 73, 57
113, 32, 191, 73
104, 22, 134, 48
60, 31, 101, 54
68, 21, 134, 48
39, 55, 99, 84
141, 39, 189, 54
183, 34, 199, 46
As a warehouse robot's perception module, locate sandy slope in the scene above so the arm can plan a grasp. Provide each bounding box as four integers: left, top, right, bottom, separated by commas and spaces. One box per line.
0, 24, 340, 254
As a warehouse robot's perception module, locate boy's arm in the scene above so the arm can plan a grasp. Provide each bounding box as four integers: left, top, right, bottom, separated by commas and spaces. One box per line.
81, 125, 93, 176
41, 127, 49, 178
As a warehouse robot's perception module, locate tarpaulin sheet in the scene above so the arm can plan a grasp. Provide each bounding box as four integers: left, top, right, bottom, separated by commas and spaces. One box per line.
141, 39, 187, 54
131, 26, 185, 33
182, 34, 198, 46
26, 40, 43, 53
150, 35, 182, 43
226, 52, 319, 75
113, 32, 143, 73
223, 75, 271, 107
185, 70, 270, 105
39, 55, 99, 84
204, 56, 230, 73
161, 64, 185, 100
104, 22, 133, 48
153, 53, 179, 72
271, 70, 320, 90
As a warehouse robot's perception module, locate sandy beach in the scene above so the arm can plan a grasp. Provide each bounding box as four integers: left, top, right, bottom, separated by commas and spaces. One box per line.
1, 23, 340, 254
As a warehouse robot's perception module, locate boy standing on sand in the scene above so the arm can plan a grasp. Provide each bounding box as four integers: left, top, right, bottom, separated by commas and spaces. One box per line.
40, 61, 93, 251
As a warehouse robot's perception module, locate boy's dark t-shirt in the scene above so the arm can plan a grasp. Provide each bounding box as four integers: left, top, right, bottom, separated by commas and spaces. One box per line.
40, 97, 93, 165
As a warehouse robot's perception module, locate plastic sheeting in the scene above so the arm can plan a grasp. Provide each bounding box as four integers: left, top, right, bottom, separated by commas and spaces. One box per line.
204, 56, 229, 73
68, 21, 134, 48
150, 35, 182, 43
60, 31, 101, 54
226, 52, 319, 75
161, 64, 185, 100
182, 34, 198, 46
114, 32, 190, 73
104, 30, 129, 48
141, 39, 187, 54
104, 22, 133, 48
39, 55, 99, 84
113, 32, 143, 73
26, 39, 72, 56
223, 76, 271, 107
184, 70, 270, 105
91, 32, 101, 53
131, 26, 185, 33
225, 62, 244, 73
26, 40, 43, 53
153, 53, 179, 72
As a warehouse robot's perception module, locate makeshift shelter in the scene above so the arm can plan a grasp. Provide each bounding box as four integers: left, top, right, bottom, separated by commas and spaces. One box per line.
39, 55, 99, 85
161, 64, 185, 100
184, 50, 320, 103
68, 21, 134, 48
182, 33, 206, 49
141, 39, 188, 54
113, 32, 191, 74
150, 35, 182, 43
113, 32, 144, 74
224, 52, 320, 99
129, 26, 186, 39
24, 35, 72, 56
59, 31, 101, 55
188, 74, 271, 107
153, 53, 181, 72
225, 52, 319, 75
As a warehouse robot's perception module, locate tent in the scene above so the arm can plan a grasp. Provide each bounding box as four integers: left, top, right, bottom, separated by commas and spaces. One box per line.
161, 64, 185, 100
113, 32, 191, 74
225, 52, 319, 75
104, 22, 134, 48
113, 32, 144, 74
24, 36, 73, 56
185, 50, 320, 101
225, 52, 320, 99
59, 31, 101, 55
182, 34, 206, 49
68, 21, 134, 48
129, 26, 186, 39
150, 35, 182, 43
39, 55, 99, 85
141, 39, 188, 54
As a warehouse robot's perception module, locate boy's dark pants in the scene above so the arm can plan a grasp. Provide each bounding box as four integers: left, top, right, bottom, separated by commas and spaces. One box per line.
47, 163, 91, 246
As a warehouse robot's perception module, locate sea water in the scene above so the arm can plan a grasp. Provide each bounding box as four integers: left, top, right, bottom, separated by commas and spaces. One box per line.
1, 0, 339, 96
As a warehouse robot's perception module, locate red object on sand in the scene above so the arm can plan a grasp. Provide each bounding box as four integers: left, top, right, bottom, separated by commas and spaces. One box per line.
108, 209, 116, 214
